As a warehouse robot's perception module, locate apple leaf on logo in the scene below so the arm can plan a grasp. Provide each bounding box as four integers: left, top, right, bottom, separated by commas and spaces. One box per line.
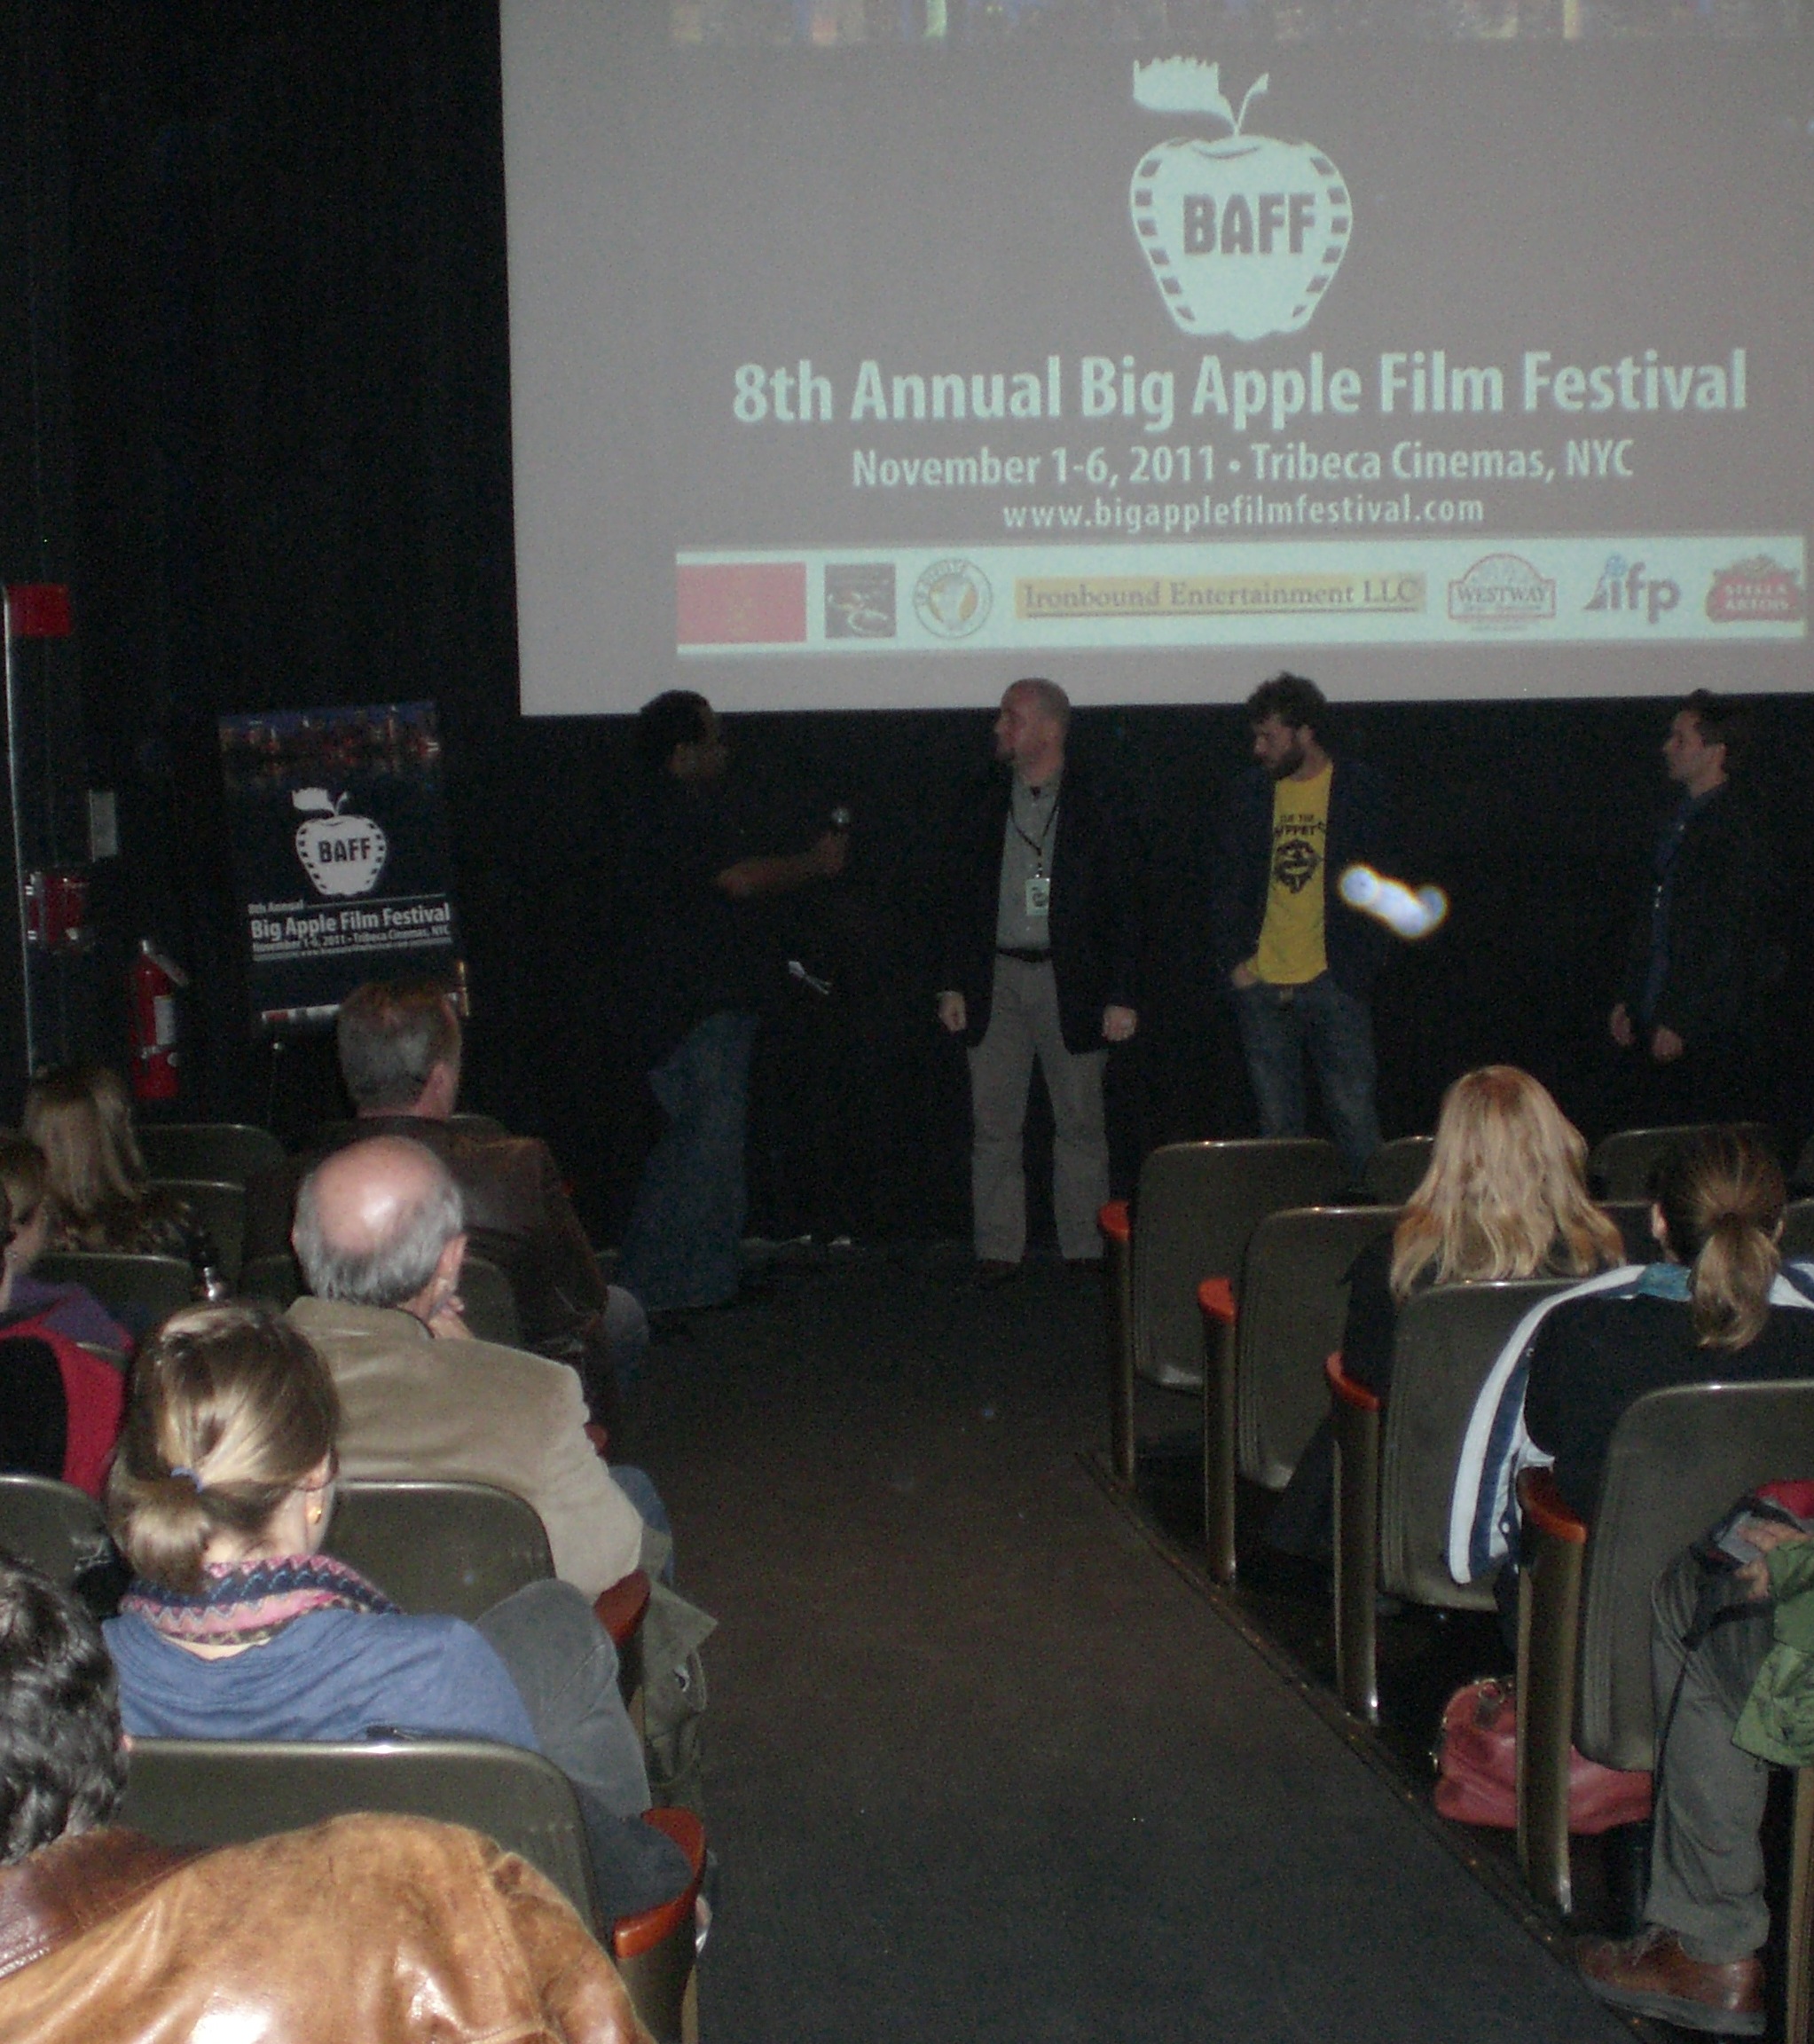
292, 788, 342, 818
1132, 59, 1269, 137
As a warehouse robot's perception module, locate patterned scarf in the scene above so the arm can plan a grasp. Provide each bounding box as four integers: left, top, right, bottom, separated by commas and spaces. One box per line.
122, 1553, 399, 1647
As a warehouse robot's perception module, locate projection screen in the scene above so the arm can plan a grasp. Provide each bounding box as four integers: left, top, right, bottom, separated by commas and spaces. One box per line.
500, 0, 1814, 711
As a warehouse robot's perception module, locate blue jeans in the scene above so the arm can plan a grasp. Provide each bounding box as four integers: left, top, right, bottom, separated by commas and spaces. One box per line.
617, 1010, 758, 1312
1233, 972, 1381, 1183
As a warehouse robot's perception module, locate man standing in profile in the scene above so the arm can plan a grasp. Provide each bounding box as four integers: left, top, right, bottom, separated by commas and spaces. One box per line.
616, 691, 846, 1317
936, 678, 1138, 1284
1606, 690, 1772, 1127
1213, 671, 1391, 1187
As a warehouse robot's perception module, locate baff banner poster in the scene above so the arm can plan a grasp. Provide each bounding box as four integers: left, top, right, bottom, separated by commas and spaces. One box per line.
218, 703, 462, 1028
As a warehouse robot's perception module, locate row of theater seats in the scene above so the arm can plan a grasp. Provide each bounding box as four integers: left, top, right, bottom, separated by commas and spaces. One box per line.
7, 1120, 698, 2042
0, 1471, 703, 2044
1100, 1123, 1814, 2044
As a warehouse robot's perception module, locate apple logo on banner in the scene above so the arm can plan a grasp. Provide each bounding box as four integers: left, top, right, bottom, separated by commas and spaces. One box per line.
1129, 59, 1351, 342
292, 788, 389, 898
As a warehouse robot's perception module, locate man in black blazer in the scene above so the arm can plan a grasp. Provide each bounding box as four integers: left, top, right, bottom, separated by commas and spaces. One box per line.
935, 679, 1138, 1282
1606, 690, 1773, 1127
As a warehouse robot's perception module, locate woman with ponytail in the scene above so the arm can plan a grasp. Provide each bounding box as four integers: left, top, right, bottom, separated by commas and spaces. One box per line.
1521, 1128, 1814, 1520
101, 1303, 689, 1918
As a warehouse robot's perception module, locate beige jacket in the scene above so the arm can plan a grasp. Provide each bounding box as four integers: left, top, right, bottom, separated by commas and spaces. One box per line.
287, 1296, 644, 1599
0, 1815, 650, 2044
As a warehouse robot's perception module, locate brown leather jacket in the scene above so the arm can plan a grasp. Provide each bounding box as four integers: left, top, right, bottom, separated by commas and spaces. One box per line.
0, 1814, 650, 2044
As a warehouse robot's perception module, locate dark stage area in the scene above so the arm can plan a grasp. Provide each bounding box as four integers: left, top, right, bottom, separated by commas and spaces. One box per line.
636, 1248, 1658, 2043
20, 0, 1809, 1232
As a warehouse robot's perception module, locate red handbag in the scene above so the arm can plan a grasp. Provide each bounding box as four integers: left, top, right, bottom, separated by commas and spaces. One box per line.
1433, 1678, 1653, 1835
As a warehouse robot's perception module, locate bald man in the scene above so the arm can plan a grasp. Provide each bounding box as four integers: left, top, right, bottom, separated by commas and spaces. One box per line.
287, 1136, 648, 1598
935, 679, 1140, 1281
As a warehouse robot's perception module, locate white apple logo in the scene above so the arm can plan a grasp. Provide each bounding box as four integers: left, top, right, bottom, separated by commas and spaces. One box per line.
1130, 60, 1351, 342
292, 788, 389, 898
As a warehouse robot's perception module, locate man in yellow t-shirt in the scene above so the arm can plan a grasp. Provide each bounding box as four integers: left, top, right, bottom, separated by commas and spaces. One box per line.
1216, 672, 1389, 1184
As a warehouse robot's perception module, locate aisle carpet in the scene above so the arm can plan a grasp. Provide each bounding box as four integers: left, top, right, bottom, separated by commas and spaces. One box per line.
635, 1252, 1637, 2043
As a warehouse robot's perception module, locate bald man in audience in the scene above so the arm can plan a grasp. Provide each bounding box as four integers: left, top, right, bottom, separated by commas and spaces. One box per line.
246, 975, 644, 1428
287, 1136, 656, 1598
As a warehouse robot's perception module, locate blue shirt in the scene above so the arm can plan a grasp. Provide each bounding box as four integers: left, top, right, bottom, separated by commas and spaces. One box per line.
104, 1606, 539, 1749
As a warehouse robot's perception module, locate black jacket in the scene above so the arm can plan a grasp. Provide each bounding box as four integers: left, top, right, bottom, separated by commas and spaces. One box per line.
1617, 783, 1771, 1048
935, 757, 1139, 1055
1211, 755, 1394, 998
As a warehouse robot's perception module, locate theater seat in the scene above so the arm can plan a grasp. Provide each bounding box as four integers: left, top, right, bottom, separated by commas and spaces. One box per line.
34, 1251, 194, 1328
120, 1737, 702, 2043
1589, 1122, 1774, 1202
136, 1121, 287, 1188
1515, 1377, 1814, 1945
1198, 1205, 1398, 1583
1329, 1278, 1575, 1725
1100, 1138, 1342, 1488
0, 1473, 111, 1583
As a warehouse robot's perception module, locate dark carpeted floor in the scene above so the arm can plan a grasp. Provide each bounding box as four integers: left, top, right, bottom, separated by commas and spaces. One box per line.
635, 1251, 1641, 2043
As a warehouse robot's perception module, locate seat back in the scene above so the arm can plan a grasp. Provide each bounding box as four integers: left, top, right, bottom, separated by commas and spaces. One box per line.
1784, 1199, 1814, 1263
459, 1254, 522, 1348
237, 1251, 301, 1307
1379, 1278, 1578, 1608
0, 1473, 111, 1582
1130, 1139, 1341, 1390
326, 1481, 553, 1618
148, 1178, 247, 1284
137, 1122, 287, 1187
1362, 1136, 1432, 1207
34, 1251, 194, 1327
1577, 1378, 1814, 1770
120, 1737, 601, 1930
1589, 1122, 1773, 1201
1236, 1205, 1400, 1487
448, 1112, 510, 1142
1598, 1200, 1654, 1265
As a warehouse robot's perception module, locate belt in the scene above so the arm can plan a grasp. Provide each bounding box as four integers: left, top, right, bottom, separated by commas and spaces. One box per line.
995, 946, 1052, 963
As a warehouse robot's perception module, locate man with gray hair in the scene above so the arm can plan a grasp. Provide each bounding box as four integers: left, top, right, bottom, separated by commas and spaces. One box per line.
288, 1136, 649, 1598
934, 677, 1139, 1283
245, 975, 646, 1432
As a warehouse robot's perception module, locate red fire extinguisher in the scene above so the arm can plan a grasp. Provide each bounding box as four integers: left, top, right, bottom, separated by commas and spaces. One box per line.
128, 940, 189, 1104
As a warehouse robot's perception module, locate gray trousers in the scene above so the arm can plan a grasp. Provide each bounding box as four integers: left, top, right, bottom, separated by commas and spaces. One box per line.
968, 955, 1107, 1263
476, 1579, 689, 1921
1645, 1549, 1776, 1963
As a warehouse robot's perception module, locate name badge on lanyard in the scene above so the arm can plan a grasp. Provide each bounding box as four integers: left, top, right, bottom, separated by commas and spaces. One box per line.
1025, 871, 1051, 919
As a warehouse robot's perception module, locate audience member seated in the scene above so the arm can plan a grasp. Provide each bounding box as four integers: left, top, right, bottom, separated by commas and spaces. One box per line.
287, 1136, 662, 1598
0, 1551, 649, 2044
23, 1064, 217, 1293
1576, 1513, 1814, 2036
0, 1133, 130, 1353
1453, 1128, 1814, 1585
0, 1176, 123, 1500
244, 976, 647, 1428
1267, 1066, 1622, 1558
99, 1301, 688, 1920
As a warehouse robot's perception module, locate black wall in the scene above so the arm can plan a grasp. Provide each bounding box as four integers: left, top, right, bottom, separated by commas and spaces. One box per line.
58, 3, 1814, 1241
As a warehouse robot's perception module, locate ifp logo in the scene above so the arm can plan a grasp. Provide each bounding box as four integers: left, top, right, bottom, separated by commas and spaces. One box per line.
1128, 60, 1351, 342
1585, 556, 1680, 627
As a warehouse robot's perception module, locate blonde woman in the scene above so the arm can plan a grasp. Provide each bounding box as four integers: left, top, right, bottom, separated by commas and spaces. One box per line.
24, 1064, 216, 1283
1267, 1065, 1622, 1557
